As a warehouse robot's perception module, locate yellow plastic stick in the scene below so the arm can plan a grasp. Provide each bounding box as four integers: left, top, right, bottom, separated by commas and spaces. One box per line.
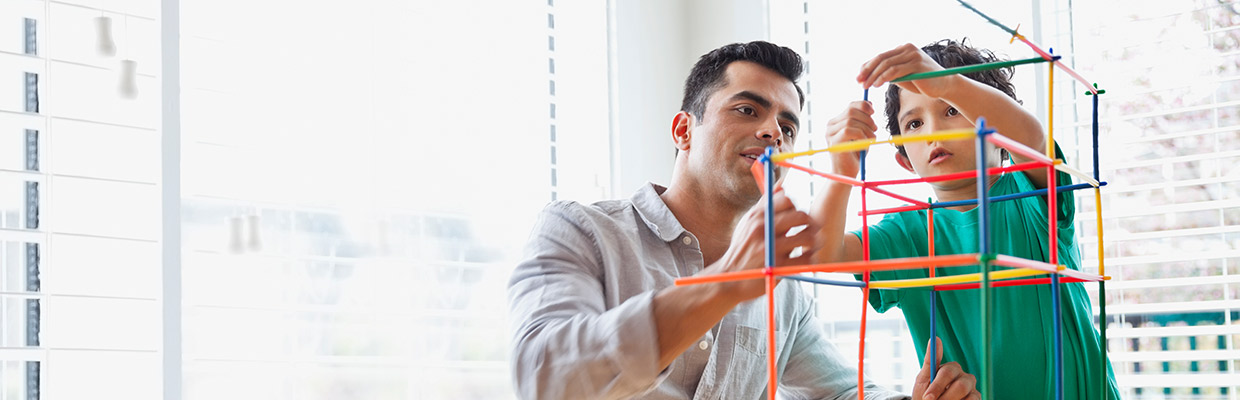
1048, 63, 1055, 159
773, 130, 977, 160
1095, 188, 1105, 276
868, 268, 1046, 289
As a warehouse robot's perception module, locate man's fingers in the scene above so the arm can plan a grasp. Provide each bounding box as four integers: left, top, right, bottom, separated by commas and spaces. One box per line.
771, 209, 812, 233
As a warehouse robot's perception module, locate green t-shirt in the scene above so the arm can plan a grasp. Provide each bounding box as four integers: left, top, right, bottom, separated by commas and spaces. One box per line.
850, 148, 1119, 399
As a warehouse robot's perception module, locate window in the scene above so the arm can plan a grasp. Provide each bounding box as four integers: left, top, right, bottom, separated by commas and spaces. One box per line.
1046, 0, 1240, 397
0, 0, 163, 399
793, 0, 1240, 396
179, 1, 608, 398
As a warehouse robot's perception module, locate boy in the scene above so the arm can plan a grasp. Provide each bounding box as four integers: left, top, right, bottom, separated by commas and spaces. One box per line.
811, 39, 1119, 399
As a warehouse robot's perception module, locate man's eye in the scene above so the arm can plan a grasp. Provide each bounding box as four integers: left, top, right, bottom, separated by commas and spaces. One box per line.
781, 126, 796, 139
738, 106, 755, 115
947, 107, 959, 116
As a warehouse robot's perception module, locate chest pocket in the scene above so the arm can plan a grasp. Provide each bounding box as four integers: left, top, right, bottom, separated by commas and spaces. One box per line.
721, 324, 788, 399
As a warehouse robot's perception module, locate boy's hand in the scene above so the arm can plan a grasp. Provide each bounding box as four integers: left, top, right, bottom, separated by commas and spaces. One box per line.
857, 43, 960, 100
823, 101, 878, 178
709, 187, 820, 304
912, 337, 980, 400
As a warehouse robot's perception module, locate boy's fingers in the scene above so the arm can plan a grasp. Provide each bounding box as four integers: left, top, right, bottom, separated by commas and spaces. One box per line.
857, 44, 911, 84
865, 46, 919, 87
940, 371, 977, 400
894, 81, 922, 95
916, 337, 946, 398
924, 362, 967, 400
844, 108, 879, 132
847, 100, 874, 112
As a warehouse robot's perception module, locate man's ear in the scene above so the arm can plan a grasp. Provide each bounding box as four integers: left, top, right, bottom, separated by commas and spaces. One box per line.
672, 111, 693, 152
894, 151, 916, 174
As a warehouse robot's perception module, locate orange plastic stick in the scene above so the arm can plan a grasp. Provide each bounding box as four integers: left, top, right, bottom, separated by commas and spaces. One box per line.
766, 270, 777, 400
751, 159, 766, 194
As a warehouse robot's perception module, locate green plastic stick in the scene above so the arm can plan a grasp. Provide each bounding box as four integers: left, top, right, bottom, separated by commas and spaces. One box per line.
892, 56, 1057, 83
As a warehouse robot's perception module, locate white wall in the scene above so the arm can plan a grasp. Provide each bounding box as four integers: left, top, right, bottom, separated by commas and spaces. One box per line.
609, 0, 774, 196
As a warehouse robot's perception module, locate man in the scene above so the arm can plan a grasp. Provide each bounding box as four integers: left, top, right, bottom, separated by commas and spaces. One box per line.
509, 41, 978, 399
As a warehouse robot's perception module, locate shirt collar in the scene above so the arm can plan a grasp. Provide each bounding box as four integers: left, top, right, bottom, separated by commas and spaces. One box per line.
630, 182, 688, 243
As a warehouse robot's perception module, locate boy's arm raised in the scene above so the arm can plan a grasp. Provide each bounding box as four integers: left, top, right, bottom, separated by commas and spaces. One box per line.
859, 43, 1050, 189
809, 101, 874, 265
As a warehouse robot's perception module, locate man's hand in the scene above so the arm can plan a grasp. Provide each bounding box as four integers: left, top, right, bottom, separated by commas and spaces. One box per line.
707, 187, 820, 305
857, 43, 961, 100
911, 337, 979, 400
823, 101, 878, 178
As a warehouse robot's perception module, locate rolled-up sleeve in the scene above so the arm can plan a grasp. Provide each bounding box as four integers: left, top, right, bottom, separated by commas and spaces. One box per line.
507, 203, 668, 399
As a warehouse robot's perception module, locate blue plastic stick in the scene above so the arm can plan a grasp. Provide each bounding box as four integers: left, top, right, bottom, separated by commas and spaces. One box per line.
975, 118, 994, 400
930, 182, 1105, 209
1091, 84, 1101, 181
764, 147, 775, 269
863, 88, 870, 102
783, 275, 867, 288
930, 290, 938, 376
930, 198, 939, 377
859, 150, 868, 181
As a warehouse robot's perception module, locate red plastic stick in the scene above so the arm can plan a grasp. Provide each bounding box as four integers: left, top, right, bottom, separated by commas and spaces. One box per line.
866, 161, 1045, 187
776, 161, 865, 187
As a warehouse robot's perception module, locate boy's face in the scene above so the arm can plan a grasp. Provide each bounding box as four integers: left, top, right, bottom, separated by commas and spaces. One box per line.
893, 90, 1003, 189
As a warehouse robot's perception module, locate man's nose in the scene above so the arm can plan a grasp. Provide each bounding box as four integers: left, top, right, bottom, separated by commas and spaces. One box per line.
756, 124, 783, 148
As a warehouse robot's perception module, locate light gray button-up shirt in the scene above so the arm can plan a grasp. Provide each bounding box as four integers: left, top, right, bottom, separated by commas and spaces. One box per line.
509, 183, 908, 400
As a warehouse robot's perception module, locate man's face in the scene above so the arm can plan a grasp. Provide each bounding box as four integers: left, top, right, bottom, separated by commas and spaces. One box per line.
682, 61, 801, 201
894, 89, 1001, 190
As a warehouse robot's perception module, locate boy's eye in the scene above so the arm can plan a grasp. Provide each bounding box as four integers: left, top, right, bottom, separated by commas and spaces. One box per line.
905, 120, 923, 131
946, 107, 959, 116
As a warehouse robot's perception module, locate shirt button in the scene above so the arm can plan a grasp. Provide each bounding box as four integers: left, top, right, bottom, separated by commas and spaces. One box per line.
682, 236, 692, 245
698, 340, 710, 350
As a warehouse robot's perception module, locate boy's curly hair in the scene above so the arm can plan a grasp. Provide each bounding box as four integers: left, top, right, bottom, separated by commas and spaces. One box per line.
885, 38, 1021, 157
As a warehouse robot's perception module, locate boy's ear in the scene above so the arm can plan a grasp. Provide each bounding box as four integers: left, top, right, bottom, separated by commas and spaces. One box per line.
672, 111, 693, 152
894, 151, 916, 174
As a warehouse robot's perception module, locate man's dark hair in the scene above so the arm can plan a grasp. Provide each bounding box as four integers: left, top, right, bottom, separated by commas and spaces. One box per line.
681, 41, 805, 121
885, 38, 1020, 158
